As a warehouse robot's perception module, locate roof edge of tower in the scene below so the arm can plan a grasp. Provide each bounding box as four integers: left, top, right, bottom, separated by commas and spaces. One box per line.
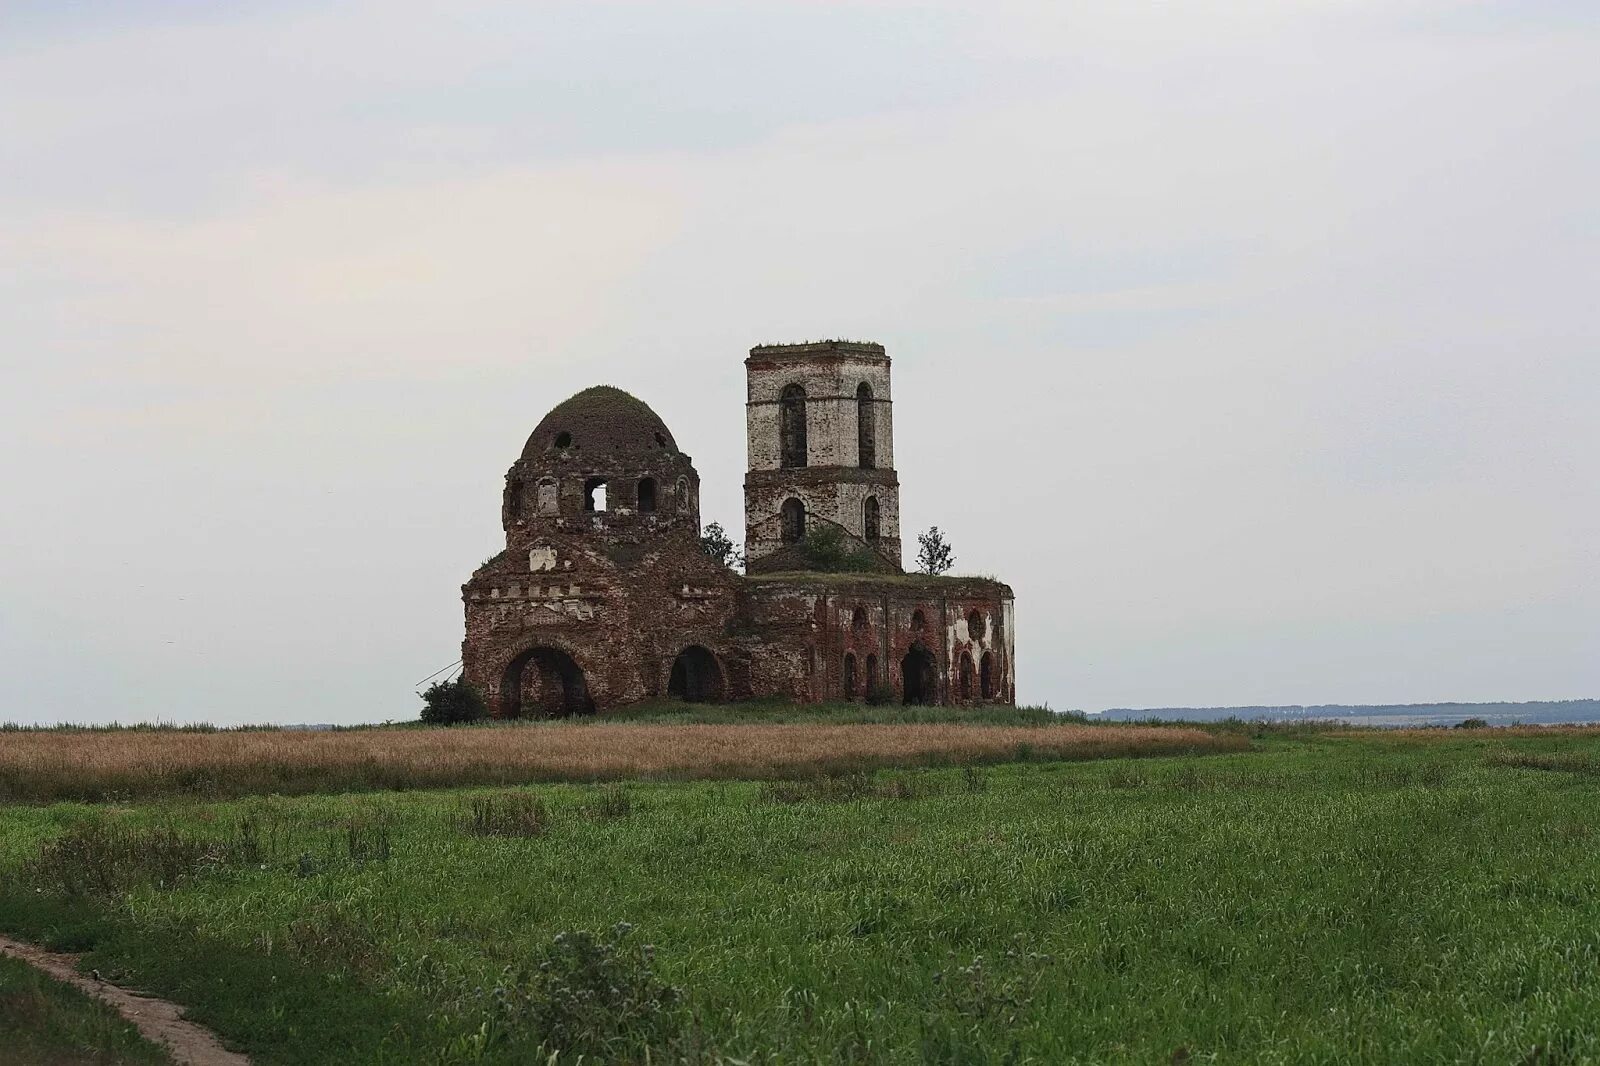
747, 339, 888, 362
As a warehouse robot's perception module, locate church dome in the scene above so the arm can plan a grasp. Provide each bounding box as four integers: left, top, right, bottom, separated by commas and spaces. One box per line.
522, 386, 678, 460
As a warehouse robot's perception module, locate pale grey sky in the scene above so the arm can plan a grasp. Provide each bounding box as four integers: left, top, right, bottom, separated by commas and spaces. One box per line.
1, 1, 1595, 724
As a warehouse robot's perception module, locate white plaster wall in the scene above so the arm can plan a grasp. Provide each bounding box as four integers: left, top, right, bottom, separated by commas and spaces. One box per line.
745, 357, 893, 473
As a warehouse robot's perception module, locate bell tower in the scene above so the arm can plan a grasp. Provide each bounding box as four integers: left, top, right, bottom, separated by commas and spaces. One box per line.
743, 340, 902, 573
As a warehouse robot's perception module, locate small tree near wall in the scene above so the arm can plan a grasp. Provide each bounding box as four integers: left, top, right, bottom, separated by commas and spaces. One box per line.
916, 527, 956, 576
700, 522, 745, 572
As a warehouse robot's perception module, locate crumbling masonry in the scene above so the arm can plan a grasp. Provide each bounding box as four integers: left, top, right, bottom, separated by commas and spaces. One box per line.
461, 341, 1015, 713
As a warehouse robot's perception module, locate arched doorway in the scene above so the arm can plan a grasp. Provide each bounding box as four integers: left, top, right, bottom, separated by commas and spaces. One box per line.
668, 645, 725, 703
843, 653, 858, 699
980, 652, 995, 700
958, 654, 974, 703
502, 646, 594, 718
901, 645, 937, 705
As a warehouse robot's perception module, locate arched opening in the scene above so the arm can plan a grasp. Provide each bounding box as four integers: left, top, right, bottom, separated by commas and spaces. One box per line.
843, 653, 858, 699
980, 652, 995, 700
856, 382, 875, 469
968, 610, 986, 642
863, 496, 881, 542
675, 476, 690, 513
901, 645, 936, 705
958, 654, 974, 703
780, 498, 805, 543
910, 608, 926, 633
638, 477, 657, 513
502, 647, 593, 718
584, 477, 608, 513
536, 478, 559, 515
780, 384, 808, 468
851, 605, 869, 636
667, 645, 724, 703
554, 431, 573, 449
505, 477, 524, 520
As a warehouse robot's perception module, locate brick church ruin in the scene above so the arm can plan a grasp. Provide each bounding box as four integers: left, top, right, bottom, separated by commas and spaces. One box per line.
461, 341, 1015, 714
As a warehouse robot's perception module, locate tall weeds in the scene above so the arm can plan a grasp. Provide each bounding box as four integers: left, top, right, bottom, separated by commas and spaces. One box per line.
0, 723, 1244, 803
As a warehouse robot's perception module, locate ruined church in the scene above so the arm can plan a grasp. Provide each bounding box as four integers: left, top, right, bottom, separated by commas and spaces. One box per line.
461, 341, 1014, 714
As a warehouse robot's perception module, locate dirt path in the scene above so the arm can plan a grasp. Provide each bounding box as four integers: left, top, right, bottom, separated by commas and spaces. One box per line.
0, 934, 250, 1066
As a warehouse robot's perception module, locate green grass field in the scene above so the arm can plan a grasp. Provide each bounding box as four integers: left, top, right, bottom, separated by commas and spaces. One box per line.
3, 720, 1599, 1063
0, 952, 171, 1065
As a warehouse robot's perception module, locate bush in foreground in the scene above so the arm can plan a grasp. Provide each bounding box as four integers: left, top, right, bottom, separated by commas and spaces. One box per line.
492, 924, 683, 1060
420, 677, 489, 725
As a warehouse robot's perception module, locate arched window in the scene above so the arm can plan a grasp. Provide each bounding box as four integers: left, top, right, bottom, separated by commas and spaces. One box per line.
675, 477, 690, 513
968, 610, 986, 642
780, 498, 805, 543
536, 478, 559, 515
857, 382, 875, 469
638, 477, 657, 513
980, 652, 995, 700
584, 477, 607, 513
958, 654, 974, 702
863, 496, 881, 542
780, 384, 807, 468
505, 477, 524, 519
843, 653, 858, 699
851, 606, 868, 636
911, 608, 926, 632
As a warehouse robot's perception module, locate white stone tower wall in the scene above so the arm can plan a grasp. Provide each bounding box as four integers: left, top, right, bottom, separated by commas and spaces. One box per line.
743, 342, 902, 571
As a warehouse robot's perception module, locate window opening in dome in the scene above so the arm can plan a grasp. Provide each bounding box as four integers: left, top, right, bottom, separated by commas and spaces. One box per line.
584, 477, 608, 513
554, 431, 573, 449
638, 477, 657, 513
654, 432, 668, 448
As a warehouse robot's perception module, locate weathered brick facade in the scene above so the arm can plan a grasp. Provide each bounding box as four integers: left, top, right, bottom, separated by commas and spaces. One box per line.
461, 343, 1015, 714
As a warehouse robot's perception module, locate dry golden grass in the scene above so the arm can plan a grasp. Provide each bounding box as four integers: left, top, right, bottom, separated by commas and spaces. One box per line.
0, 722, 1244, 803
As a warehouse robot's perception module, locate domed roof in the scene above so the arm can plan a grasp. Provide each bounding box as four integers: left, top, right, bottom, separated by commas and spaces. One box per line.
522, 385, 678, 460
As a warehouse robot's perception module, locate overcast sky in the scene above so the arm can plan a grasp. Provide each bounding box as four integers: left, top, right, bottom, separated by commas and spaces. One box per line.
1, 0, 1595, 725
